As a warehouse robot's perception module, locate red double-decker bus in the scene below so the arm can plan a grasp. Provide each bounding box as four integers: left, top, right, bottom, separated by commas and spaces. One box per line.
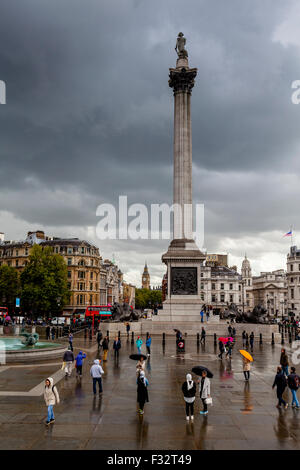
85, 305, 112, 327
0, 307, 8, 317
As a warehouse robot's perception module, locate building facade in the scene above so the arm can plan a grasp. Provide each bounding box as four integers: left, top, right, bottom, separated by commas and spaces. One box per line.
287, 246, 300, 315
251, 269, 287, 317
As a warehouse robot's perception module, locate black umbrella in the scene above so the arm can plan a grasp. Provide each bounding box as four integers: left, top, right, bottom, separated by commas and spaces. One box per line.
192, 366, 214, 378
129, 354, 147, 361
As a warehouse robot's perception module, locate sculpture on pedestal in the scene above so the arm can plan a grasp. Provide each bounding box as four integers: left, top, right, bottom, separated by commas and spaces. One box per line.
175, 32, 188, 58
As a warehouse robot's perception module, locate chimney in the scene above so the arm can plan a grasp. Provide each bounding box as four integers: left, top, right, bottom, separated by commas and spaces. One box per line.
0, 233, 4, 243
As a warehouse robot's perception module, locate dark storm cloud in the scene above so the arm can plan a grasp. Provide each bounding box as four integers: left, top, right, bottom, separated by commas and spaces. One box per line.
1, 0, 300, 282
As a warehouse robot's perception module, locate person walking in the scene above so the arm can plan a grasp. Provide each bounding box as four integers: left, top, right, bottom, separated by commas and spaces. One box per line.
51, 326, 56, 341
228, 324, 232, 336
232, 327, 236, 338
126, 322, 130, 338
46, 325, 50, 340
137, 371, 149, 415
199, 370, 211, 415
44, 377, 60, 425
249, 332, 254, 351
288, 367, 300, 409
225, 341, 233, 359
243, 357, 251, 381
206, 310, 209, 322
136, 357, 146, 376
75, 350, 86, 377
182, 373, 196, 421
242, 331, 246, 347
200, 327, 206, 345
146, 335, 152, 356
280, 349, 289, 376
272, 366, 288, 409
63, 347, 74, 377
200, 310, 204, 323
90, 359, 104, 395
136, 336, 143, 354
96, 330, 103, 350
102, 336, 109, 361
113, 336, 121, 359
68, 332, 73, 351
218, 340, 224, 359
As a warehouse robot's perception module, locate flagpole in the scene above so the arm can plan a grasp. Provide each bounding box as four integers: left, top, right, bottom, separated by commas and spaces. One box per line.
291, 226, 293, 247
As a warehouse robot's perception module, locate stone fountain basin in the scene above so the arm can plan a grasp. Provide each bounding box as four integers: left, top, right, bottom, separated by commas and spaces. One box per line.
0, 337, 67, 363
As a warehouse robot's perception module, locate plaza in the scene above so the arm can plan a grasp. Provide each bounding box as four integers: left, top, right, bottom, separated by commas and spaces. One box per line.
0, 331, 299, 450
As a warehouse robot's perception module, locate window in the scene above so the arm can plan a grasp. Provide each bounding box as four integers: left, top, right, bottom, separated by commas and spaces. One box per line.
229, 283, 233, 290
291, 289, 294, 299
67, 282, 71, 289
201, 293, 205, 301
81, 247, 85, 254
200, 283, 204, 290
248, 280, 251, 286
15, 260, 18, 267
221, 283, 224, 290
291, 277, 294, 283
212, 283, 216, 290
291, 264, 294, 272
201, 272, 203, 278
67, 258, 72, 266
212, 294, 216, 302
90, 282, 93, 291
230, 294, 234, 303
16, 250, 18, 256
68, 247, 72, 254
68, 271, 71, 278
220, 293, 225, 302
78, 271, 85, 279
90, 272, 93, 280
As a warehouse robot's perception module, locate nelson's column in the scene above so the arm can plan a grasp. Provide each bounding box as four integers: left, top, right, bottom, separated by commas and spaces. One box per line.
154, 33, 206, 325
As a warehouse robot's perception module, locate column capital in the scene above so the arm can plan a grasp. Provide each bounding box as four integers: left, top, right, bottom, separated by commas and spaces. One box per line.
169, 67, 197, 95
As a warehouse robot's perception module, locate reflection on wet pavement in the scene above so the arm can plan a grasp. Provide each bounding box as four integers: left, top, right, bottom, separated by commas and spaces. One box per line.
0, 334, 299, 449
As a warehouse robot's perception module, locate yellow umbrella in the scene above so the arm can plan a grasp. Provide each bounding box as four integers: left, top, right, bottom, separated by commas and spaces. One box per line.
239, 350, 253, 362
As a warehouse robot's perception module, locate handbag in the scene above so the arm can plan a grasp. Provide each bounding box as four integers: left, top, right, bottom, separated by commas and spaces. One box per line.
205, 397, 213, 405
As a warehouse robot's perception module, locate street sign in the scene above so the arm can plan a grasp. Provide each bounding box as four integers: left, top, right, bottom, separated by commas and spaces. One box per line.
16, 298, 20, 308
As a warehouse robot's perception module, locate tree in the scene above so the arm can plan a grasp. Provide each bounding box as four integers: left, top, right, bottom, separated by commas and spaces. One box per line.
20, 244, 70, 317
0, 265, 20, 313
135, 288, 162, 309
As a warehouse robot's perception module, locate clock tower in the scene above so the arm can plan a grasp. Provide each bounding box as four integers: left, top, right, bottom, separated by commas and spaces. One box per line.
142, 262, 150, 289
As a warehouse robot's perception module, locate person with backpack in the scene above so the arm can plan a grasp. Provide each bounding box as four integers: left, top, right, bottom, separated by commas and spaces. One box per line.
137, 371, 149, 415
146, 335, 152, 356
90, 359, 104, 395
280, 348, 289, 376
75, 350, 86, 377
288, 367, 300, 409
102, 336, 109, 361
182, 373, 196, 421
44, 377, 60, 425
113, 336, 121, 359
63, 347, 74, 377
136, 336, 143, 354
272, 366, 288, 409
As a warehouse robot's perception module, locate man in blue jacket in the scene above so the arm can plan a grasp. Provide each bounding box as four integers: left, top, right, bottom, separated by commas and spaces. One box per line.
75, 350, 86, 377
146, 335, 152, 356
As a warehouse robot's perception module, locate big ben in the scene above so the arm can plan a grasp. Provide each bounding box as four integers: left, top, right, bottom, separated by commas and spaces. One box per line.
142, 262, 150, 289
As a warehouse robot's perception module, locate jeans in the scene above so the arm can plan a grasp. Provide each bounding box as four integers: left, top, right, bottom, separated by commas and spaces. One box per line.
201, 316, 204, 323
93, 377, 103, 394
185, 401, 194, 416
291, 389, 299, 407
282, 366, 289, 376
47, 405, 54, 421
137, 347, 141, 354
69, 341, 73, 351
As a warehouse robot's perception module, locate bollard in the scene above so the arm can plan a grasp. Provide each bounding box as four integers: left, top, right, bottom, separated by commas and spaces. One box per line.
214, 333, 217, 346
131, 331, 134, 345
272, 332, 275, 345
197, 333, 200, 346
162, 332, 166, 345
107, 330, 109, 338
259, 333, 262, 345
289, 331, 292, 343
281, 332, 284, 345
118, 330, 120, 339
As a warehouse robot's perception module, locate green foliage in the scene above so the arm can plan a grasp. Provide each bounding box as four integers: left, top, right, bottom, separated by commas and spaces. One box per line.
20, 244, 70, 317
0, 265, 20, 313
135, 288, 162, 309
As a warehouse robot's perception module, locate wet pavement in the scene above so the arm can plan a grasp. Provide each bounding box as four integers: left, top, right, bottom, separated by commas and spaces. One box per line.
0, 333, 299, 450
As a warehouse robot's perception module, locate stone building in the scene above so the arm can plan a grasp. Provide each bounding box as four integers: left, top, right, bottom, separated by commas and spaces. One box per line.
103, 259, 123, 305
287, 246, 300, 315
141, 263, 150, 289
122, 282, 136, 307
205, 253, 228, 267
241, 256, 254, 312
251, 269, 287, 317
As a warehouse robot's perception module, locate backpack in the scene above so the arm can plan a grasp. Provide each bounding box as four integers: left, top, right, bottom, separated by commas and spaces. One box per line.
288, 374, 299, 390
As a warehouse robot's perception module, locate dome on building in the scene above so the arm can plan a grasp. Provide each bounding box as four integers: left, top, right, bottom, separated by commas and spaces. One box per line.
242, 255, 251, 270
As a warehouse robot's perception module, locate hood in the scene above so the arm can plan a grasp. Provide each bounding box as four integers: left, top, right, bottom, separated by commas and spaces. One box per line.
94, 359, 100, 365
46, 377, 54, 388
78, 351, 83, 355
186, 373, 192, 382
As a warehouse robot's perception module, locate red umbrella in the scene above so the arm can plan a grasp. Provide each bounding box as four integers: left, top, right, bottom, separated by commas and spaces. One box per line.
218, 337, 227, 343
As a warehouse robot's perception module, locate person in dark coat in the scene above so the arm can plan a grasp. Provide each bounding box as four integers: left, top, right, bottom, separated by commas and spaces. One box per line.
272, 366, 288, 409
218, 340, 224, 359
242, 331, 246, 347
97, 330, 103, 349
200, 328, 206, 345
113, 337, 121, 359
182, 373, 196, 421
280, 349, 289, 376
46, 325, 50, 340
102, 336, 109, 361
249, 332, 254, 350
137, 371, 149, 415
51, 326, 56, 340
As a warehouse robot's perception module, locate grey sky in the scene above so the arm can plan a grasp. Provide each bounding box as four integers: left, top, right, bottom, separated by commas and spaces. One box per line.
0, 0, 300, 285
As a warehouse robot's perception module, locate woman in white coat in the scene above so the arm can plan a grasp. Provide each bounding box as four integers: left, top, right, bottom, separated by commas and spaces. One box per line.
198, 370, 211, 415
44, 377, 60, 425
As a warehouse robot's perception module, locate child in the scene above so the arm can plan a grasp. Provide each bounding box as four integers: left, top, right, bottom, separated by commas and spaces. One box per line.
75, 350, 86, 377
44, 377, 60, 425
